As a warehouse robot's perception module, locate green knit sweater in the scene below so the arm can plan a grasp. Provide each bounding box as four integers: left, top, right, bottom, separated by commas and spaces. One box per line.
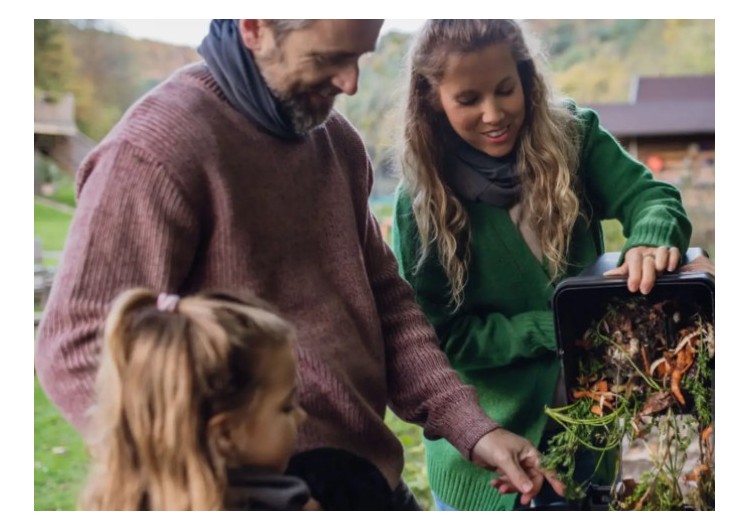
392, 105, 692, 510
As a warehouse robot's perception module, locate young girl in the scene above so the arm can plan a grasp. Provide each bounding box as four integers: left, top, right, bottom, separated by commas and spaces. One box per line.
78, 288, 312, 510
392, 20, 693, 510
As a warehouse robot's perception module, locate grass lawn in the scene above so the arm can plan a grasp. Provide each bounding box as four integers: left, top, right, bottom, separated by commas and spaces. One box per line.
602, 219, 626, 251
34, 200, 72, 259
385, 411, 434, 510
49, 178, 77, 209
34, 376, 88, 510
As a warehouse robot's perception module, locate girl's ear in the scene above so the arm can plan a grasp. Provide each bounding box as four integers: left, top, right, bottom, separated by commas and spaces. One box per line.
207, 412, 237, 460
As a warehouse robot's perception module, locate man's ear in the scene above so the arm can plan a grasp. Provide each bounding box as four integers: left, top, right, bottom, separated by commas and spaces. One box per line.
238, 19, 265, 53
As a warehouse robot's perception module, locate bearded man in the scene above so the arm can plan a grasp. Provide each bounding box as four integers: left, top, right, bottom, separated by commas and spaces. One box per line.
36, 19, 562, 509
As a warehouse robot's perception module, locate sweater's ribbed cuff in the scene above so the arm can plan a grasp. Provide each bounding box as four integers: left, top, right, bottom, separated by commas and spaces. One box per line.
618, 218, 688, 265
435, 393, 501, 461
538, 311, 557, 352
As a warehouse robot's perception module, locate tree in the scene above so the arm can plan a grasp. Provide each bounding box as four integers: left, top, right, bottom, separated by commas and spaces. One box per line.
34, 19, 75, 94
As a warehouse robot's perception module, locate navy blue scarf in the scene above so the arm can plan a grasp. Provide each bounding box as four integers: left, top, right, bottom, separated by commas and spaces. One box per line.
197, 19, 299, 140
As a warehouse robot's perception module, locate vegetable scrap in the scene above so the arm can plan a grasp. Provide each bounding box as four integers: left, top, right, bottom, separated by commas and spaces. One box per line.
542, 296, 714, 510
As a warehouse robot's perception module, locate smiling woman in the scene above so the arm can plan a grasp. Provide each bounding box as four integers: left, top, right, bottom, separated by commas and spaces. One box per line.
436, 42, 526, 159
391, 19, 694, 511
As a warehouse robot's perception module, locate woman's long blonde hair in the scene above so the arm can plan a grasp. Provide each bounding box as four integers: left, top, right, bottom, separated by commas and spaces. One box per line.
78, 288, 295, 510
400, 20, 582, 307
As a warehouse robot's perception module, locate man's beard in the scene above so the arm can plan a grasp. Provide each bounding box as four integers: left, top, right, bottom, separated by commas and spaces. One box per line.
274, 89, 337, 136
255, 52, 339, 136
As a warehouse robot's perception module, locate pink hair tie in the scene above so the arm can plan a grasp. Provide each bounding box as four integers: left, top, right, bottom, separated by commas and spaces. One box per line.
156, 293, 180, 313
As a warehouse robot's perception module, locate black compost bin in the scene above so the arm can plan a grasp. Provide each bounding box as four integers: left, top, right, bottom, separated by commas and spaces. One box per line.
552, 247, 715, 401
547, 247, 715, 510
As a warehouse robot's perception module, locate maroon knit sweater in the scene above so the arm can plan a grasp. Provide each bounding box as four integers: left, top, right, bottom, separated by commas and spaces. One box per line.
35, 63, 499, 487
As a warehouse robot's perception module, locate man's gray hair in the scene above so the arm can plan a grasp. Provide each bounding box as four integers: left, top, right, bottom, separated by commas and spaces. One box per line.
265, 20, 315, 44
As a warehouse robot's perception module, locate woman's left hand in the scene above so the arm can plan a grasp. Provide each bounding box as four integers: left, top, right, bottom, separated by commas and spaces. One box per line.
603, 245, 681, 295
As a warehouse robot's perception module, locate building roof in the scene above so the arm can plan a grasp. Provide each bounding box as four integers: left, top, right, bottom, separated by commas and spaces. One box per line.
632, 75, 714, 102
590, 100, 715, 137
585, 75, 715, 138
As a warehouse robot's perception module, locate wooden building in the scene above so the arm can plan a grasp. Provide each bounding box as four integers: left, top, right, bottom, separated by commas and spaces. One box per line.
587, 75, 715, 254
34, 92, 95, 194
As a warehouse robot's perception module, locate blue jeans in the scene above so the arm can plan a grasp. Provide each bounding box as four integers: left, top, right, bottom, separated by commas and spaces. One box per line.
432, 492, 457, 511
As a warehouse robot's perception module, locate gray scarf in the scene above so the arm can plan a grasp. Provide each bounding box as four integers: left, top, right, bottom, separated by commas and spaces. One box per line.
227, 467, 311, 510
198, 19, 300, 140
443, 129, 522, 208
